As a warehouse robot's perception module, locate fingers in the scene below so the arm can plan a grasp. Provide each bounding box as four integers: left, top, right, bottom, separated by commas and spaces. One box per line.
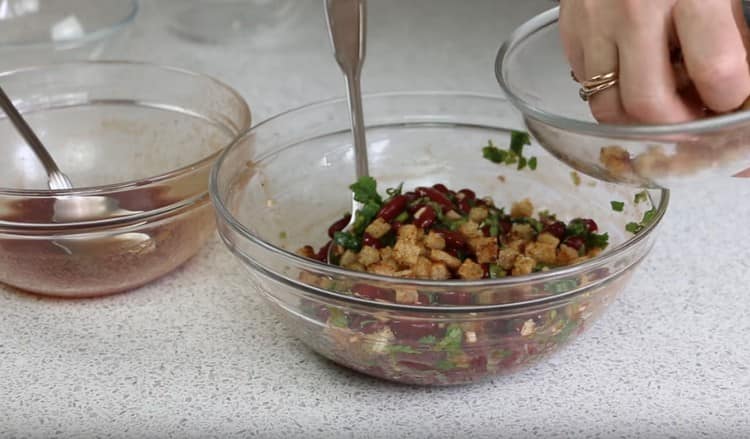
618, 18, 703, 123
559, 4, 586, 82
674, 0, 750, 113
581, 36, 629, 123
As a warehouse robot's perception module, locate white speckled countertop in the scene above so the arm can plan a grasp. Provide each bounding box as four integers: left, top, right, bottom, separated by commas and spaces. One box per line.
2, 1, 750, 437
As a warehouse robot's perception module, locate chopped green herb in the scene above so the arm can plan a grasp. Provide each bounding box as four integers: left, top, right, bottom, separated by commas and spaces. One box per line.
394, 211, 409, 223
586, 232, 609, 249
517, 156, 528, 170
279, 231, 287, 239
435, 325, 463, 354
387, 344, 421, 354
544, 279, 578, 294
417, 335, 438, 345
634, 190, 649, 204
328, 307, 349, 328
610, 201, 625, 212
333, 231, 362, 251
538, 209, 556, 222
571, 171, 581, 186
351, 201, 381, 236
626, 207, 657, 234
566, 219, 587, 237
349, 176, 383, 205
488, 263, 506, 279
482, 141, 508, 164
528, 156, 538, 170
509, 130, 531, 156
446, 218, 468, 231
435, 359, 456, 371
385, 182, 404, 198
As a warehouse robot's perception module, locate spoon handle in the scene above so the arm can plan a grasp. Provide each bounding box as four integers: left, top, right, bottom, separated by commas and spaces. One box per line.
326, 0, 369, 178
0, 85, 72, 190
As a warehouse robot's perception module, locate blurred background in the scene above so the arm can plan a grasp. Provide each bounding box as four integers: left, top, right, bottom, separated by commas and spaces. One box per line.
0, 0, 551, 120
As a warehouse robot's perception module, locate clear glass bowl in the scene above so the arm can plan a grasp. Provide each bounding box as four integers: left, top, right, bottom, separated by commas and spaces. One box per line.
0, 0, 138, 70
0, 61, 251, 297
211, 92, 668, 385
496, 7, 750, 188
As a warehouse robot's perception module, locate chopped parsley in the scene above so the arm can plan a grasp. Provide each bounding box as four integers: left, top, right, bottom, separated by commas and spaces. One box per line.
482, 131, 538, 171
279, 231, 287, 239
571, 171, 581, 186
488, 263, 506, 279
610, 201, 625, 212
435, 325, 463, 354
417, 335, 438, 345
634, 191, 649, 204
350, 176, 382, 205
626, 207, 657, 234
333, 231, 362, 251
586, 232, 609, 248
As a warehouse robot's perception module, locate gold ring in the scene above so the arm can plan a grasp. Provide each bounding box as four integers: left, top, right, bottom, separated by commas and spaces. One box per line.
581, 72, 617, 88
579, 79, 618, 101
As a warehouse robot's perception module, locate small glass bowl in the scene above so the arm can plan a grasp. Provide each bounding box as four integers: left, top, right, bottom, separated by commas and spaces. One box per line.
496, 7, 750, 188
0, 0, 138, 70
0, 61, 251, 297
211, 92, 668, 385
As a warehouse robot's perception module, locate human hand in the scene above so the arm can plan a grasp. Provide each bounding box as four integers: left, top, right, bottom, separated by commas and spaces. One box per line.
560, 0, 750, 124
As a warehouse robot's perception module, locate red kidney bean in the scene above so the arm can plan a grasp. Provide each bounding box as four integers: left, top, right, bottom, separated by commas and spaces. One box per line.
390, 221, 402, 233
407, 201, 425, 215
328, 214, 351, 238
432, 183, 450, 194
362, 233, 383, 249
390, 321, 446, 339
563, 236, 585, 251
413, 205, 437, 229
481, 263, 490, 278
352, 284, 396, 302
458, 199, 472, 214
580, 218, 598, 233
416, 187, 454, 211
315, 306, 331, 322
316, 241, 332, 262
440, 230, 467, 250
377, 195, 408, 222
457, 189, 476, 202
469, 355, 488, 372
437, 291, 473, 305
417, 291, 435, 305
481, 226, 491, 237
499, 220, 513, 235
543, 221, 566, 239
404, 191, 419, 203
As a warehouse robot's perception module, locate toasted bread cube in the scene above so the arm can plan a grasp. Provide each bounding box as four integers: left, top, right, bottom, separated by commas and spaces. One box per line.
469, 237, 499, 264
476, 290, 497, 305
469, 206, 489, 223
587, 247, 603, 258
458, 221, 483, 239
395, 288, 419, 304
507, 239, 526, 253
379, 247, 394, 261
368, 261, 398, 276
340, 250, 358, 267
525, 242, 558, 265
296, 245, 316, 259
497, 247, 520, 270
512, 255, 536, 276
556, 244, 579, 265
457, 259, 484, 280
413, 256, 432, 279
357, 246, 381, 266
393, 269, 415, 278
346, 262, 366, 272
600, 145, 634, 176
393, 240, 422, 266
511, 198, 534, 218
430, 262, 451, 280
429, 249, 462, 270
397, 224, 421, 243
365, 217, 391, 239
537, 232, 561, 247
424, 230, 446, 250
511, 223, 535, 241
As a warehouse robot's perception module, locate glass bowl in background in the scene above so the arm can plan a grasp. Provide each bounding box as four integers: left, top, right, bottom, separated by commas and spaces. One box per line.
211, 92, 668, 385
0, 0, 138, 70
0, 61, 251, 297
496, 7, 750, 188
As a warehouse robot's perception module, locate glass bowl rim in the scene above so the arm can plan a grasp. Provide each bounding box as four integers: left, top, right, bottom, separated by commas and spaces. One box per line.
0, 60, 251, 198
0, 0, 139, 50
210, 91, 669, 311
495, 7, 750, 138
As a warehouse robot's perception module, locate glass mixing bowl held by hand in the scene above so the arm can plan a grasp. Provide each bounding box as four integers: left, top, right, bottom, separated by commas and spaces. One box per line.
0, 61, 251, 298
496, 7, 750, 189
211, 92, 667, 385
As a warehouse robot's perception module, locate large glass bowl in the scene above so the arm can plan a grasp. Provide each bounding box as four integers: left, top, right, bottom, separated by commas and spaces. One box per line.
0, 61, 251, 297
0, 0, 138, 70
496, 7, 750, 188
211, 92, 668, 386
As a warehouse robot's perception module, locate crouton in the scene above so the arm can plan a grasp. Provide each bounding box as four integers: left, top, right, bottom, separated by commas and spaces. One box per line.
469, 206, 489, 223
365, 217, 391, 239
430, 262, 451, 280
395, 288, 419, 304
525, 242, 558, 265
510, 198, 534, 218
397, 224, 421, 243
424, 230, 446, 250
457, 259, 484, 280
556, 244, 579, 265
512, 255, 536, 276
339, 250, 358, 267
393, 240, 421, 266
429, 249, 462, 270
296, 245, 316, 259
511, 223, 535, 241
537, 232, 560, 247
458, 221, 483, 239
469, 237, 499, 264
497, 247, 520, 270
413, 256, 432, 279
357, 246, 381, 266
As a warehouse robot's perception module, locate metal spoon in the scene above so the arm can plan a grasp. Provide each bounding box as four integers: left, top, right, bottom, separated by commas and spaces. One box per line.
325, 0, 370, 263
0, 85, 148, 254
